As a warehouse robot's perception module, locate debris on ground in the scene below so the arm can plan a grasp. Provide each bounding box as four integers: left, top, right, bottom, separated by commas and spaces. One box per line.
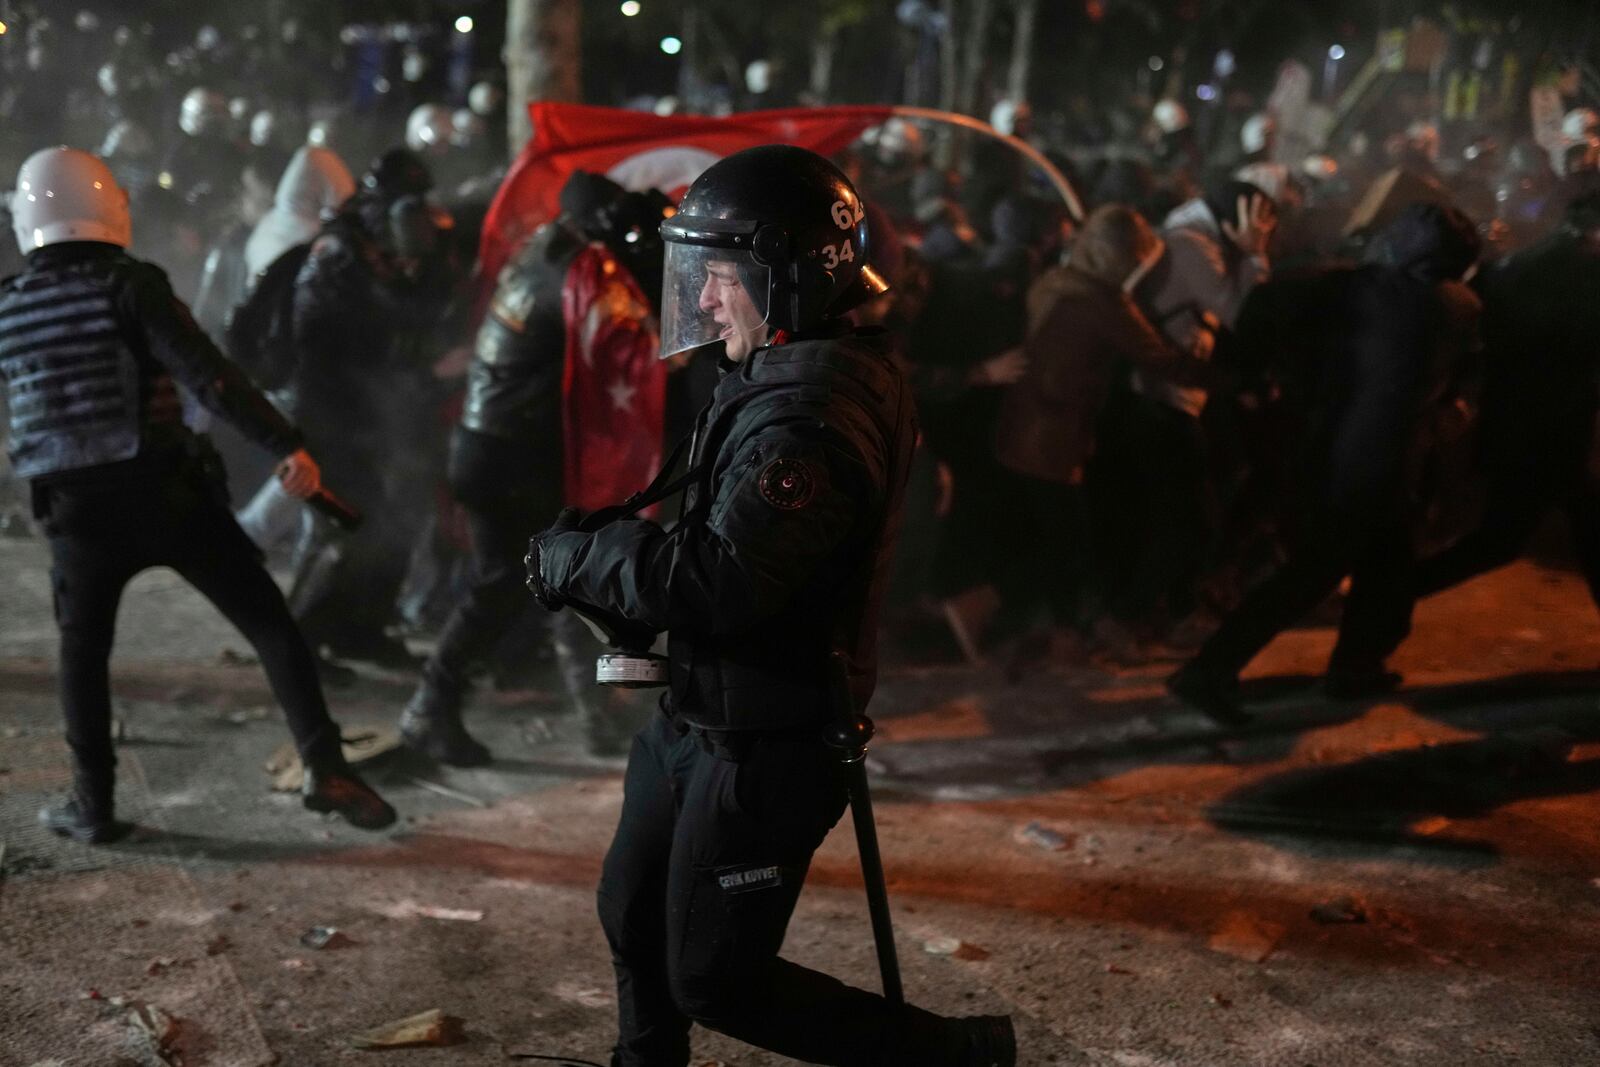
407, 776, 489, 808
1207, 912, 1284, 963
143, 956, 180, 977
522, 716, 557, 743
217, 648, 258, 667
1013, 821, 1074, 852
1104, 962, 1135, 975
265, 728, 401, 791
224, 706, 271, 725
922, 936, 990, 960
551, 982, 616, 1009
126, 1001, 181, 1063
349, 1008, 466, 1049
1209, 992, 1233, 1007
377, 900, 484, 922
281, 957, 316, 972
300, 926, 355, 950
204, 934, 231, 956
1310, 896, 1368, 924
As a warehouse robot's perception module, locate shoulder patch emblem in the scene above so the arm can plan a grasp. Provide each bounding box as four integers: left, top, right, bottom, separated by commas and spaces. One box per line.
757, 458, 816, 510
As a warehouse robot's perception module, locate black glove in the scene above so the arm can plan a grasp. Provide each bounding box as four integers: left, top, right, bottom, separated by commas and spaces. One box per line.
525, 506, 586, 611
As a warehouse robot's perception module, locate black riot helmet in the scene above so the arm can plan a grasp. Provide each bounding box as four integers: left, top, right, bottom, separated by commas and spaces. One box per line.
658, 144, 888, 357
608, 188, 673, 316
363, 146, 434, 199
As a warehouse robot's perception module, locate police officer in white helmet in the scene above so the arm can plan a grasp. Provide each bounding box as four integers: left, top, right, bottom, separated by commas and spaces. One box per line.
1, 147, 396, 842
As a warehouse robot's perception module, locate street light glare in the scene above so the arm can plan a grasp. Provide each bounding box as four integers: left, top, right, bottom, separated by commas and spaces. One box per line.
660, 36, 683, 55
1329, 44, 1346, 60
455, 15, 474, 34
621, 1, 642, 16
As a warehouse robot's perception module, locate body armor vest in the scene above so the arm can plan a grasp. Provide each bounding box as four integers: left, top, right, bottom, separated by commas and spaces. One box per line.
0, 257, 179, 479
461, 220, 585, 443
669, 331, 918, 732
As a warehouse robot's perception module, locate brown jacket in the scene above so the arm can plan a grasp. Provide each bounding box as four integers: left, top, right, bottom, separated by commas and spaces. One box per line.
995, 264, 1195, 483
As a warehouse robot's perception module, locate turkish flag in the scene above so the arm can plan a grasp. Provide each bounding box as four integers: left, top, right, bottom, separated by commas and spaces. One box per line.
560, 243, 664, 511
479, 102, 894, 293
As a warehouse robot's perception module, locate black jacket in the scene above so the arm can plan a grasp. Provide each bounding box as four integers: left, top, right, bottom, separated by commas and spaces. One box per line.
0, 242, 300, 483
538, 329, 917, 731
461, 217, 584, 447
290, 211, 441, 485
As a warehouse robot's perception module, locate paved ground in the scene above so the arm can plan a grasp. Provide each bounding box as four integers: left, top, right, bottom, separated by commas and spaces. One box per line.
3, 530, 1600, 1067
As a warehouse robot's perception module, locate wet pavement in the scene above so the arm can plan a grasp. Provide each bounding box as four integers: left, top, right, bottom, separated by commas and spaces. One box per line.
2, 533, 1599, 1066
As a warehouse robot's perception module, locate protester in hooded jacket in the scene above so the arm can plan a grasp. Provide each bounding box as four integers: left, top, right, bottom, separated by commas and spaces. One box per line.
243, 145, 357, 277
1168, 203, 1482, 723
232, 144, 359, 554
1093, 181, 1277, 646
992, 205, 1203, 665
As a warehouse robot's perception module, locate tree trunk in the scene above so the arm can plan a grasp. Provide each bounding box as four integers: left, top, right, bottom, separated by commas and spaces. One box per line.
958, 0, 993, 117
811, 32, 838, 102
1006, 0, 1037, 105
504, 0, 581, 157
939, 0, 960, 113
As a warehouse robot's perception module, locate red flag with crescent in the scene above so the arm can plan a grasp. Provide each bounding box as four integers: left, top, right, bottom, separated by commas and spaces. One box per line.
479, 102, 892, 511
560, 244, 664, 511
479, 102, 894, 300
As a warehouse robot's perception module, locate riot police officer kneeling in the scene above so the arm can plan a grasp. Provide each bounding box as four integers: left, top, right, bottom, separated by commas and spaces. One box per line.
2, 148, 394, 842
526, 146, 1015, 1067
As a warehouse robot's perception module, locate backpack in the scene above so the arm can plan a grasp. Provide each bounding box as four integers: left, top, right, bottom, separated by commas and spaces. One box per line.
223, 242, 312, 390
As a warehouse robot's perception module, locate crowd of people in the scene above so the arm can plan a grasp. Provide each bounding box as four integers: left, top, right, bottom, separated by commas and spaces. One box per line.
8, 12, 1600, 1067
863, 99, 1600, 722
3, 11, 1599, 737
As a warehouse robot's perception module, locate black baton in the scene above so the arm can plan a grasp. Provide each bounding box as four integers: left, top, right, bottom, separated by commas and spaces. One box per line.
826, 650, 903, 1004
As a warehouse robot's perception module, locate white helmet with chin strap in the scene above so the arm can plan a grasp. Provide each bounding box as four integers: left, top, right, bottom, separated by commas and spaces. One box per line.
10, 147, 132, 254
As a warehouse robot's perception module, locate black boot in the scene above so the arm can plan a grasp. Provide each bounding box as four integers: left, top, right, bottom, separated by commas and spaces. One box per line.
399, 682, 491, 767
957, 1014, 1017, 1067
1166, 661, 1250, 727
39, 779, 131, 844
1323, 666, 1403, 700
302, 762, 397, 830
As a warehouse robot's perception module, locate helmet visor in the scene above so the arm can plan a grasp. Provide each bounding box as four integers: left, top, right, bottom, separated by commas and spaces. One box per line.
659, 242, 770, 358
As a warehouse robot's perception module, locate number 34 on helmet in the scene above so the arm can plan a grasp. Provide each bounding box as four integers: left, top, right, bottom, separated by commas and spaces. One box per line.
657, 144, 889, 357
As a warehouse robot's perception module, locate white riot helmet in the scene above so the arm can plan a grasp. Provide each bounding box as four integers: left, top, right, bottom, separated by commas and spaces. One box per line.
249, 109, 278, 148
1562, 108, 1599, 142
1153, 99, 1190, 134
179, 87, 229, 137
405, 103, 454, 154
1241, 112, 1276, 156
450, 108, 485, 148
467, 80, 502, 117
11, 147, 132, 254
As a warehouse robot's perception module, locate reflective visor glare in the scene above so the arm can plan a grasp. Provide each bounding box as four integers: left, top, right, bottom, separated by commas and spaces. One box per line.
658, 244, 769, 358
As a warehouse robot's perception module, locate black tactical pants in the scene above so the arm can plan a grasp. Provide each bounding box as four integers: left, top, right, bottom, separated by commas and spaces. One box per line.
994, 476, 1091, 635
598, 713, 971, 1067
36, 465, 343, 789
1416, 457, 1600, 617
422, 427, 562, 697
1187, 516, 1414, 680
